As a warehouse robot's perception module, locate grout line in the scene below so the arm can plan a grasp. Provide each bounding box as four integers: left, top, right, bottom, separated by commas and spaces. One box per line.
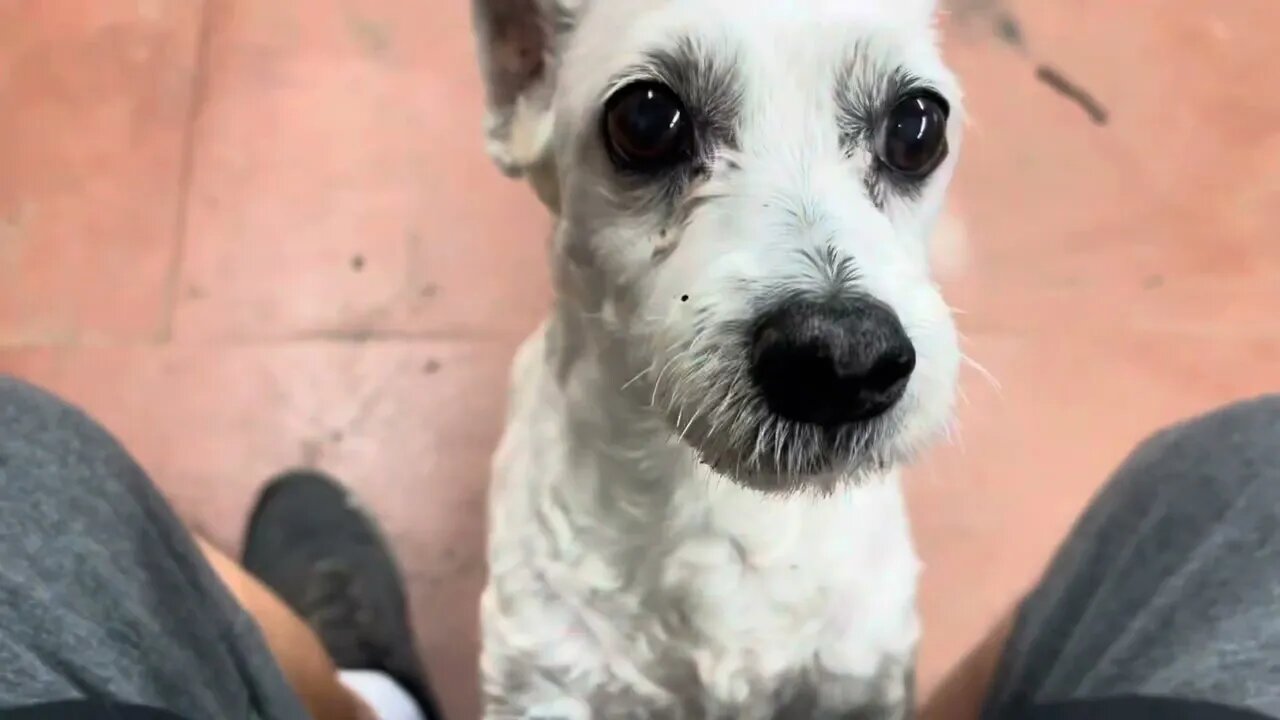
159, 0, 219, 344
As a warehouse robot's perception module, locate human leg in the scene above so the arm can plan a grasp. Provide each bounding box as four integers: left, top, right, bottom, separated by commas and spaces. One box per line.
981, 396, 1280, 718
0, 376, 310, 718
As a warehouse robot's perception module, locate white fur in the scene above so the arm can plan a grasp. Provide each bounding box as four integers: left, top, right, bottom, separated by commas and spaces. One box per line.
472, 0, 963, 716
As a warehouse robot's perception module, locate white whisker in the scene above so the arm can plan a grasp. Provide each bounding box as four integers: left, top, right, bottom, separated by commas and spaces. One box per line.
962, 353, 1001, 393
621, 367, 649, 392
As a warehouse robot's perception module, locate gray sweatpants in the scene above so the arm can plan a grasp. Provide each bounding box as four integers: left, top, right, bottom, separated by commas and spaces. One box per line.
0, 376, 1278, 718
0, 378, 309, 718
984, 395, 1280, 719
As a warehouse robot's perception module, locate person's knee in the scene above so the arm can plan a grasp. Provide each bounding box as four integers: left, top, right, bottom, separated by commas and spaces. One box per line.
1147, 395, 1280, 464
0, 375, 118, 457
1118, 394, 1280, 500
0, 375, 153, 510
0, 375, 72, 413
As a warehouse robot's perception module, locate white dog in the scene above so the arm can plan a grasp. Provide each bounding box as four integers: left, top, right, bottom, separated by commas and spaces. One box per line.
471, 0, 963, 716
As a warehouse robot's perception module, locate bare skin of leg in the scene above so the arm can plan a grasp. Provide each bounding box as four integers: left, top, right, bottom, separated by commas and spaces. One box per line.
196, 537, 377, 720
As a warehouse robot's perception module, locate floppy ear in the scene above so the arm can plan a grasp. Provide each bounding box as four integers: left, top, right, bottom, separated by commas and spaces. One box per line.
472, 0, 573, 178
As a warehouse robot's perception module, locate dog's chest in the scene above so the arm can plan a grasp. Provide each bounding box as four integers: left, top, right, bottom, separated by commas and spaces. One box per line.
490, 459, 919, 716
621, 483, 919, 712
485, 329, 921, 716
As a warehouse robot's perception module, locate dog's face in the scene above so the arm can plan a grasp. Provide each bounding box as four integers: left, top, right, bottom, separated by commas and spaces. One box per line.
475, 0, 963, 492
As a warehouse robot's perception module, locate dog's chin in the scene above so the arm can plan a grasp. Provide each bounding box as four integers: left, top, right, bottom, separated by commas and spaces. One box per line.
668, 408, 909, 496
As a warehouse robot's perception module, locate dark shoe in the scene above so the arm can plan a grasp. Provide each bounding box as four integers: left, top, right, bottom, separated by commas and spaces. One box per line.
242, 470, 442, 719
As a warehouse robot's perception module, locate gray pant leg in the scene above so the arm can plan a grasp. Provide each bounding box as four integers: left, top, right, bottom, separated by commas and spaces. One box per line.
983, 395, 1280, 719
0, 377, 309, 719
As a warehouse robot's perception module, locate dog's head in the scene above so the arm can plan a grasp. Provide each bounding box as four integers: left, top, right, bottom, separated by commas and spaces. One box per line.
474, 0, 963, 493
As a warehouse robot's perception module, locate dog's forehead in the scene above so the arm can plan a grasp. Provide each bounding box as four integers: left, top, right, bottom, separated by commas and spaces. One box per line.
577, 0, 934, 38
562, 0, 949, 110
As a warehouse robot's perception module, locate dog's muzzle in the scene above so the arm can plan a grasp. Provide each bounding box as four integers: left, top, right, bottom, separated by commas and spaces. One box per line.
749, 297, 915, 427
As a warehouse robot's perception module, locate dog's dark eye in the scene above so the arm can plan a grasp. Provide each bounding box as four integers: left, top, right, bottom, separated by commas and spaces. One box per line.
603, 82, 692, 172
877, 92, 950, 178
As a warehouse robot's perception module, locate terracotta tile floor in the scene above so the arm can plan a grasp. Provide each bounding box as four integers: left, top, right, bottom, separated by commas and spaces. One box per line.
2, 1, 1277, 717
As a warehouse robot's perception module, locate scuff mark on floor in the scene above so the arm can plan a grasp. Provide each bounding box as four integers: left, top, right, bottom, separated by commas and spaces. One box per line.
944, 0, 1110, 127
346, 13, 392, 59
946, 0, 1026, 51
1035, 65, 1110, 126
993, 12, 1024, 50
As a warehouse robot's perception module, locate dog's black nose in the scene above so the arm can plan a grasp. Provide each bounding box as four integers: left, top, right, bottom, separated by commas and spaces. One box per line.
750, 298, 915, 427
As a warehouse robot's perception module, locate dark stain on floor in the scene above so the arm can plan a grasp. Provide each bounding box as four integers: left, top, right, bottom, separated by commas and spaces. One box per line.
1036, 64, 1110, 125
948, 0, 1026, 50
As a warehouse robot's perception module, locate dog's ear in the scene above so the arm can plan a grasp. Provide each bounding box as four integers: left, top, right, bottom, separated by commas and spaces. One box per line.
472, 0, 576, 178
